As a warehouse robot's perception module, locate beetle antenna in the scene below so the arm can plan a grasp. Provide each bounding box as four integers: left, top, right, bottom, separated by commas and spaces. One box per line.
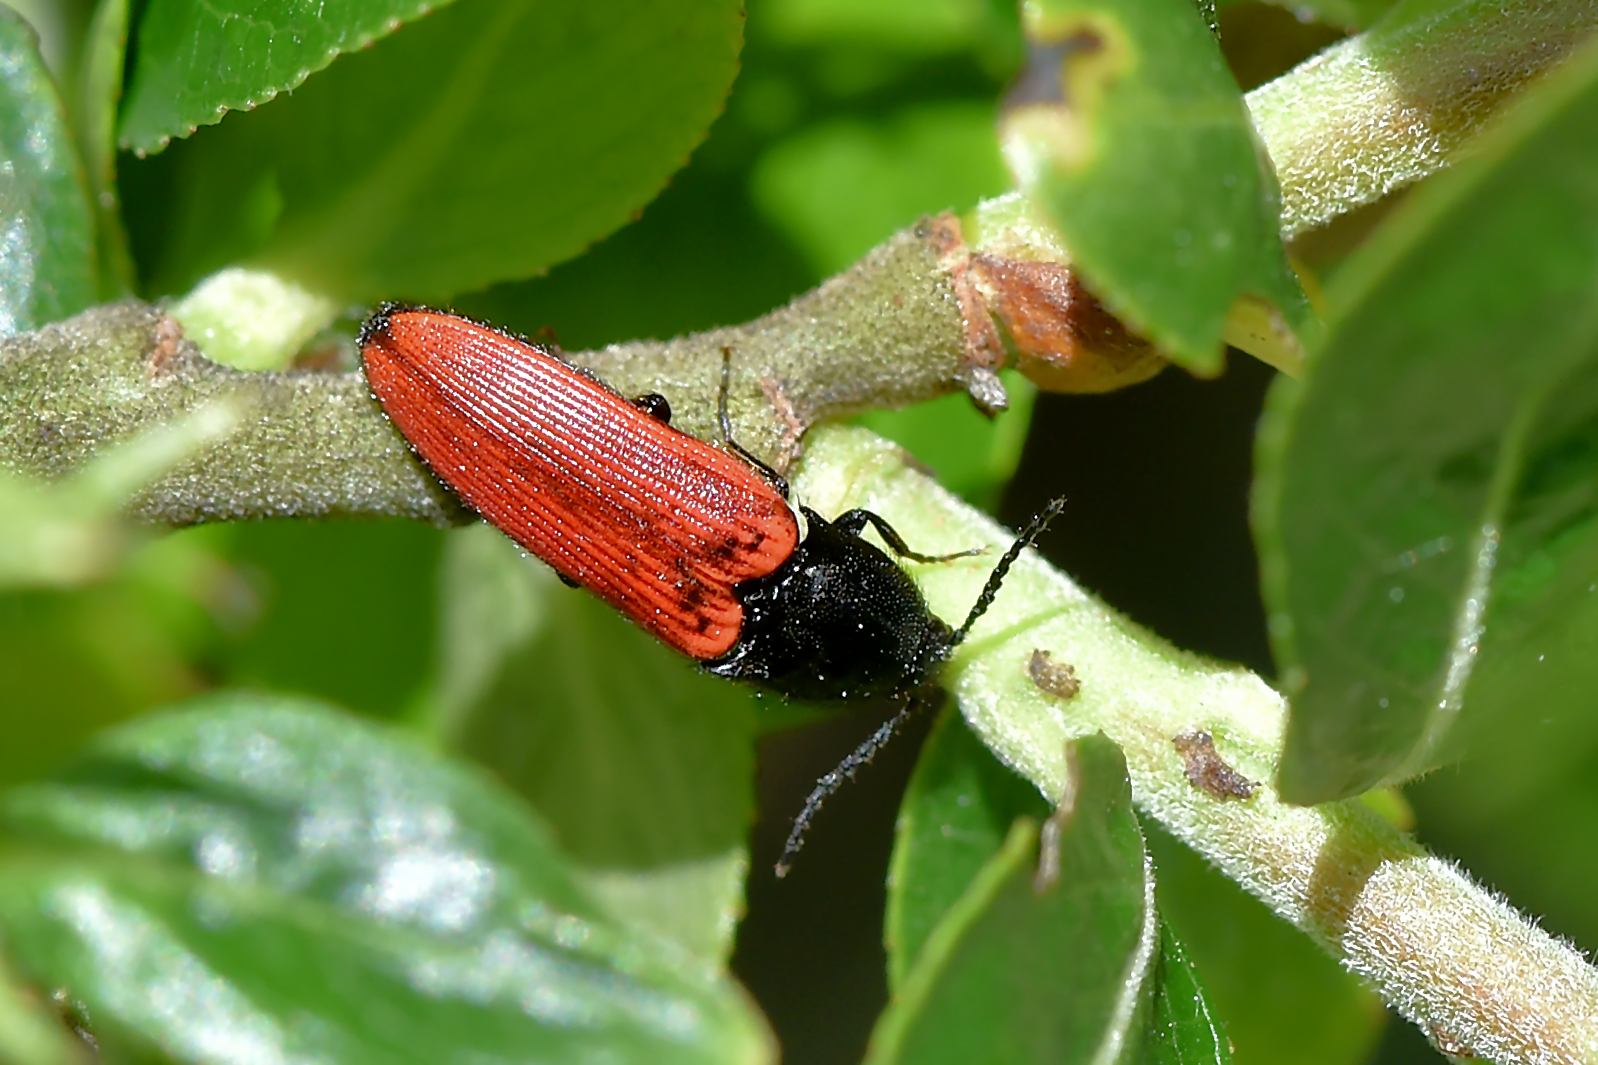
775, 698, 922, 878
950, 498, 1066, 647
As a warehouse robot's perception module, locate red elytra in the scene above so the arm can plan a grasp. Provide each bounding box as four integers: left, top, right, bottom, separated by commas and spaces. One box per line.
360, 306, 800, 660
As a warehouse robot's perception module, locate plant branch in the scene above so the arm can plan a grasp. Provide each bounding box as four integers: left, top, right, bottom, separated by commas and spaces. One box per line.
1248, 0, 1598, 239
0, 218, 1132, 519
796, 427, 1598, 1065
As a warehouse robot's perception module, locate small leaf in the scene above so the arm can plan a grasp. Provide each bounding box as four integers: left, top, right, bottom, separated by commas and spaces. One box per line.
1146, 925, 1234, 1065
0, 6, 95, 333
1000, 0, 1313, 372
866, 734, 1164, 1065
1256, 35, 1598, 802
430, 524, 759, 965
0, 694, 773, 1065
885, 718, 1234, 1065
125, 0, 743, 302
884, 706, 1051, 991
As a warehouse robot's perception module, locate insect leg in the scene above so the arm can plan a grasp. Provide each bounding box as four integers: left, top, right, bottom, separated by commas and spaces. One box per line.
831, 509, 981, 564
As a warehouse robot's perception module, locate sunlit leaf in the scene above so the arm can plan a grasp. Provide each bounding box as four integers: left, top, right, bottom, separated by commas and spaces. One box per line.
123, 0, 743, 303
0, 695, 772, 1065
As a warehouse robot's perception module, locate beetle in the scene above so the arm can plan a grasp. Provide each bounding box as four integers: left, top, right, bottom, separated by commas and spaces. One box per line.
359, 304, 1061, 871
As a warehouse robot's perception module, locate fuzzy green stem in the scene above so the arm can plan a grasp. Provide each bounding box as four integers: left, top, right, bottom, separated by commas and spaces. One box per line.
1248, 0, 1598, 239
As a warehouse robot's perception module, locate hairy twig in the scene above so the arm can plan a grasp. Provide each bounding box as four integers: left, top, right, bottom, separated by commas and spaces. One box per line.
1251, 0, 1598, 238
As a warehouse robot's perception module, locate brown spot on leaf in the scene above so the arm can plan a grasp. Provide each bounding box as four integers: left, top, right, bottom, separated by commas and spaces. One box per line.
1172, 730, 1254, 800
1003, 36, 1101, 111
1028, 649, 1081, 700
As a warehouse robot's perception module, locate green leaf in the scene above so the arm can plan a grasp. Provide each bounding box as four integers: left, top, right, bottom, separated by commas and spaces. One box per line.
1144, 823, 1384, 1065
0, 6, 95, 333
1145, 925, 1233, 1065
751, 103, 1016, 278
68, 0, 135, 298
1256, 36, 1598, 803
212, 519, 444, 721
867, 734, 1167, 1065
429, 524, 760, 965
884, 706, 1051, 991
123, 0, 743, 302
885, 717, 1234, 1065
118, 0, 444, 155
999, 0, 1313, 372
0, 694, 773, 1065
0, 946, 85, 1065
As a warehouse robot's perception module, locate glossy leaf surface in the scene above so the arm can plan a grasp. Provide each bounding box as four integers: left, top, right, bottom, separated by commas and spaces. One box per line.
872, 733, 1228, 1065
123, 0, 742, 302
1000, 0, 1312, 372
0, 7, 95, 333
1256, 38, 1598, 802
0, 694, 771, 1065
